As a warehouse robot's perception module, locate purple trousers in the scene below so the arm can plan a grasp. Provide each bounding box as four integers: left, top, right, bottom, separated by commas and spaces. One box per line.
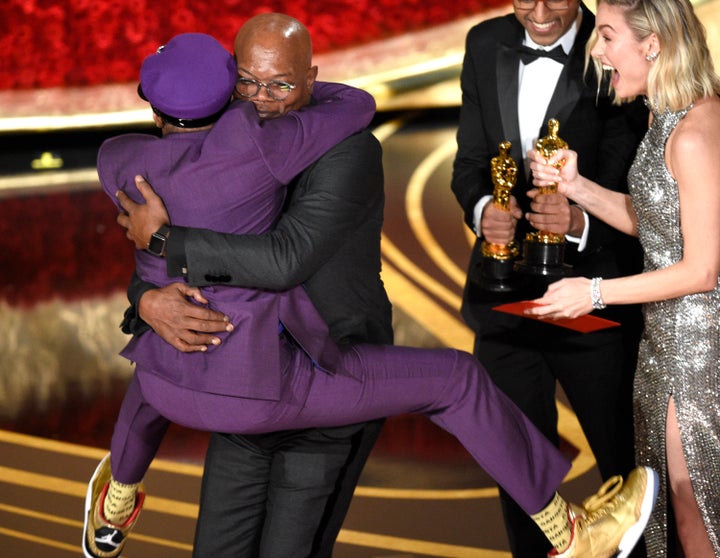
110, 336, 570, 515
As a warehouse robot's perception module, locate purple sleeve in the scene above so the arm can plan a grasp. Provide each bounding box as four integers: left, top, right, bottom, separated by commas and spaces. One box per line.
239, 82, 376, 184
96, 135, 155, 211
96, 139, 127, 212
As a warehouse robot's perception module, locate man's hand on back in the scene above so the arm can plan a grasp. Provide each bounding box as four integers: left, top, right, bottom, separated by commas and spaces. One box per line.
117, 175, 170, 250
139, 283, 234, 352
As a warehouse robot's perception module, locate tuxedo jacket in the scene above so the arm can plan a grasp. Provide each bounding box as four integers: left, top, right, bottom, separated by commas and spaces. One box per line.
451, 5, 646, 334
101, 83, 375, 401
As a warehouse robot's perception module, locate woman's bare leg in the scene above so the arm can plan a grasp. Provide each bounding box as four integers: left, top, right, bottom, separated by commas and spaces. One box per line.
666, 397, 713, 557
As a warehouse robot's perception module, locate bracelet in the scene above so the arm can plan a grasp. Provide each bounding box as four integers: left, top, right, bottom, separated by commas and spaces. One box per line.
590, 277, 606, 310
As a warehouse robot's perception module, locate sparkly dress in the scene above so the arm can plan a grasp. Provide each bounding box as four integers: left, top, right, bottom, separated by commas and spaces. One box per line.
629, 103, 720, 557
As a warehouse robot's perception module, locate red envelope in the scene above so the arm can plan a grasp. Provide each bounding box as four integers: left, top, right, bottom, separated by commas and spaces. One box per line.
493, 301, 620, 333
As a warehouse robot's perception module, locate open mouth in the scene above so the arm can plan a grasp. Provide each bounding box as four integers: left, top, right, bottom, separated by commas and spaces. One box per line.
600, 63, 618, 85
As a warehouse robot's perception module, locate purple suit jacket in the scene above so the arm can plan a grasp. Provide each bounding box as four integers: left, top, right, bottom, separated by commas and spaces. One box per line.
97, 82, 375, 400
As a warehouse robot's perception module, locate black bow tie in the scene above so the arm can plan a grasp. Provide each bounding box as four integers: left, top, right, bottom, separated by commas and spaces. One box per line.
515, 44, 568, 65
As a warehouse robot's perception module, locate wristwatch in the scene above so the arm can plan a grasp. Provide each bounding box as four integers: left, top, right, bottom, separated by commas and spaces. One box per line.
147, 225, 171, 257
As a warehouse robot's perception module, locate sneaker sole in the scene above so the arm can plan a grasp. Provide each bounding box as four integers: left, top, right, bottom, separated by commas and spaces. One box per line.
616, 466, 659, 558
82, 454, 111, 558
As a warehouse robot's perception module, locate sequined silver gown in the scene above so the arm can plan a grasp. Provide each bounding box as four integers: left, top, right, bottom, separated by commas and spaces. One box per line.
629, 104, 720, 557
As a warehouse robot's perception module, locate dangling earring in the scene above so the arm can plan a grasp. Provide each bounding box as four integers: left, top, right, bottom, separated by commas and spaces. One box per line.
645, 51, 658, 62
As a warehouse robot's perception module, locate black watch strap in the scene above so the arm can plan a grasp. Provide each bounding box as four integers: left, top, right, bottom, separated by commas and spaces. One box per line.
147, 225, 171, 257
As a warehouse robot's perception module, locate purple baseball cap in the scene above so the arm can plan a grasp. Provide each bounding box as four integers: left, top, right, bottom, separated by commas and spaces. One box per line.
139, 33, 236, 127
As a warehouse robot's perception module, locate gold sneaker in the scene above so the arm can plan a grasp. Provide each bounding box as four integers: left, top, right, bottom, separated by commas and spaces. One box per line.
549, 466, 658, 558
82, 454, 146, 558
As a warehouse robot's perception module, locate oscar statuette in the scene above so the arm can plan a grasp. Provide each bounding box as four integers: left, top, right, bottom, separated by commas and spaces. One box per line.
515, 118, 572, 279
477, 141, 520, 292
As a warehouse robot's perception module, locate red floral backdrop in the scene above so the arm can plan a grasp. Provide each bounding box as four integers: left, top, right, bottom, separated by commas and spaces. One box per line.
0, 0, 507, 90
0, 190, 132, 305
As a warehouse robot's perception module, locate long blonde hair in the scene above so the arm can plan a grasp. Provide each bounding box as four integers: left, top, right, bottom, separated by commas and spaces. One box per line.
588, 0, 720, 111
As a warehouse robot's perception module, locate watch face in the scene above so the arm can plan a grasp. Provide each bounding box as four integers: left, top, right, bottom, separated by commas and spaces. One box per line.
148, 232, 166, 256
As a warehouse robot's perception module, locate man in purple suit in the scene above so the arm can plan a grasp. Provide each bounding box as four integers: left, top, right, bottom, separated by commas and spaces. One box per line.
82, 31, 657, 558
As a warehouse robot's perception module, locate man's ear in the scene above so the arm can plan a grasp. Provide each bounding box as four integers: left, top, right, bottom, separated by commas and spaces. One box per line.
306, 65, 319, 92
152, 112, 164, 129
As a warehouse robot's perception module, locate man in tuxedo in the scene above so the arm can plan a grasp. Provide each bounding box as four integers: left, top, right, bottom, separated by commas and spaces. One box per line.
118, 13, 392, 557
451, 1, 647, 556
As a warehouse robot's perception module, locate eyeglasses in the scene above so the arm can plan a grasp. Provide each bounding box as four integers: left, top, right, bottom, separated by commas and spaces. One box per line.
234, 77, 297, 101
513, 0, 571, 10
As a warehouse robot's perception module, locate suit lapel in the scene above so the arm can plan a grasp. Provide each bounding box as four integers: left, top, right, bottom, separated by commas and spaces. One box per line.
543, 4, 595, 134
497, 34, 528, 173
497, 44, 521, 149
543, 61, 582, 132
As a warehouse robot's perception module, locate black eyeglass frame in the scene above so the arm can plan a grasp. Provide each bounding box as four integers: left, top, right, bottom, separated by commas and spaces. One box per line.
234, 77, 297, 101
